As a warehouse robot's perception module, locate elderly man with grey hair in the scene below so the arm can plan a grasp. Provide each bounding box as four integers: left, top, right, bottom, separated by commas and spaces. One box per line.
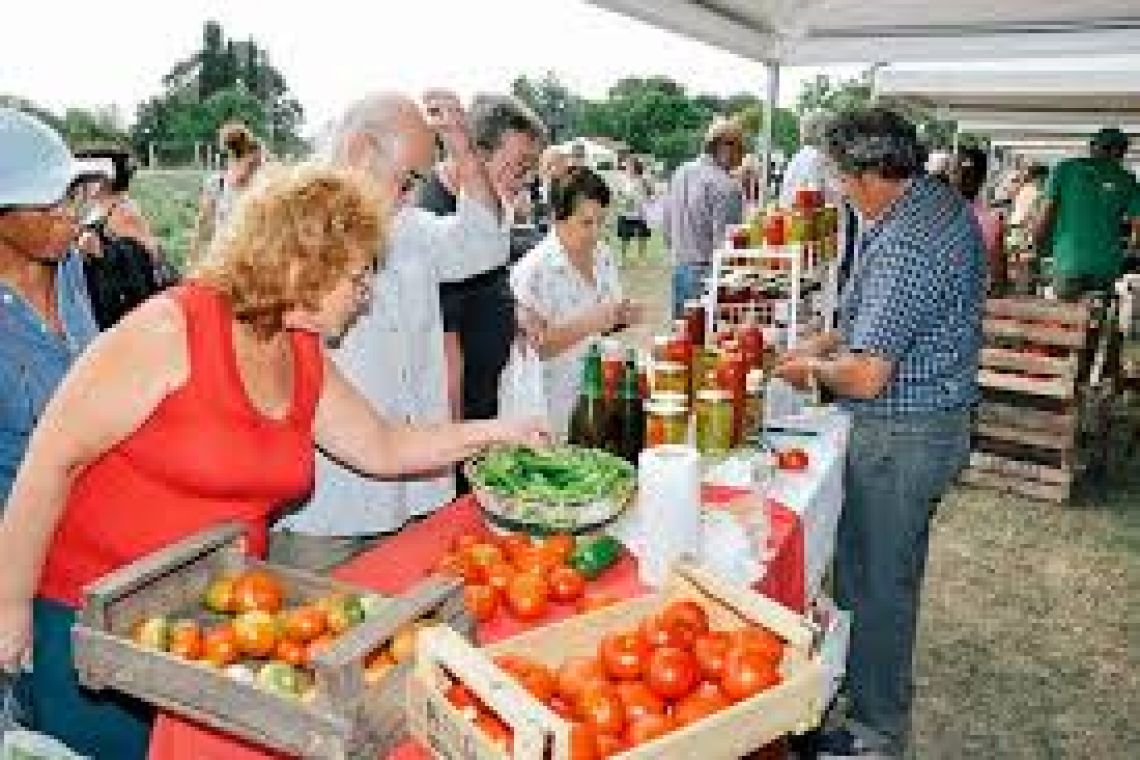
418, 94, 547, 427
270, 91, 510, 572
780, 110, 838, 208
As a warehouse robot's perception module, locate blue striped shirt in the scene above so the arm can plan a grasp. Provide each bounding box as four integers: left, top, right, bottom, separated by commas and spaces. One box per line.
838, 176, 984, 416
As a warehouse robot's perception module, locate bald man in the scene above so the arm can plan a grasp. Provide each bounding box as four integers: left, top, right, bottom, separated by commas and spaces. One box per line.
271, 92, 509, 571
661, 117, 745, 317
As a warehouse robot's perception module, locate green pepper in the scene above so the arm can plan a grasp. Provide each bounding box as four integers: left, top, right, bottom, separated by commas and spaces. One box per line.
569, 535, 622, 579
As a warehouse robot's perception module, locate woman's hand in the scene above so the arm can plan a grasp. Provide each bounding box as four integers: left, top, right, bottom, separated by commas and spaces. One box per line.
0, 598, 32, 673
616, 299, 647, 327
492, 416, 551, 449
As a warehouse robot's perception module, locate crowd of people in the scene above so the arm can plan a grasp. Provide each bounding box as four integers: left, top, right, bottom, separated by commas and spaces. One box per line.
1, 86, 1137, 758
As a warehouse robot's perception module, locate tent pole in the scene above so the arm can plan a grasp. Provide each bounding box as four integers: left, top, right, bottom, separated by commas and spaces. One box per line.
762, 62, 780, 205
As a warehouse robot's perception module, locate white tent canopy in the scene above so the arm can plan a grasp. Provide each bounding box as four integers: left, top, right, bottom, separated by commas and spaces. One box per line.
876, 64, 1140, 133
586, 1, 1140, 65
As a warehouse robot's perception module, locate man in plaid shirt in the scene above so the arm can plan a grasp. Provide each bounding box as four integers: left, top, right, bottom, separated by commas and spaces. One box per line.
776, 109, 984, 758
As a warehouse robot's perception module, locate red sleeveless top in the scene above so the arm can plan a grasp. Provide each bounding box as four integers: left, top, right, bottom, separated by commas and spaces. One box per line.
40, 283, 324, 607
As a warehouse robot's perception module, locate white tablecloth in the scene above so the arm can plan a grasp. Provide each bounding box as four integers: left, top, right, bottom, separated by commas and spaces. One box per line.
706, 386, 850, 602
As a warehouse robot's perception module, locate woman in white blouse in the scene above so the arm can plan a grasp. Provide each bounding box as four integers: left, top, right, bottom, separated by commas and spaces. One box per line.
511, 167, 645, 438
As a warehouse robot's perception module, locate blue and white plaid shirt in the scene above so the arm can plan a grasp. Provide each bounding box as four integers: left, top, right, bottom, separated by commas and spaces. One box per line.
838, 175, 985, 416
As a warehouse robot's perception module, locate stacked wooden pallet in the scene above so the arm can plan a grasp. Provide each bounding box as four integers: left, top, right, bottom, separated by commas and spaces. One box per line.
960, 297, 1091, 503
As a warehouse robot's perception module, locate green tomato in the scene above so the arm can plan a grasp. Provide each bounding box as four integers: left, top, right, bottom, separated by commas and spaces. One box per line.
257, 662, 302, 698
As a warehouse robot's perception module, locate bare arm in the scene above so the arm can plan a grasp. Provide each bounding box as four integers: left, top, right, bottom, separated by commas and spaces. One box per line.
314, 356, 546, 477
425, 91, 501, 223
0, 298, 187, 664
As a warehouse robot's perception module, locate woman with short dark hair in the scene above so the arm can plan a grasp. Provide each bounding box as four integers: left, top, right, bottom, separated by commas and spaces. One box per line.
510, 167, 646, 438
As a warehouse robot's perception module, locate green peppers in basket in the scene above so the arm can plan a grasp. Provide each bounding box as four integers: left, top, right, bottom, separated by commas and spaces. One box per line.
569, 535, 622, 579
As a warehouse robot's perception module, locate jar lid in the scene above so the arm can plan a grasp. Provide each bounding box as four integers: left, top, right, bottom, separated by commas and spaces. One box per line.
653, 334, 673, 347
746, 368, 766, 392
645, 398, 689, 415
654, 361, 688, 372
696, 388, 733, 402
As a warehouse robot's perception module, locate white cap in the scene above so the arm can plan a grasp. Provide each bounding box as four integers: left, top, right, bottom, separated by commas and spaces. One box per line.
0, 107, 80, 207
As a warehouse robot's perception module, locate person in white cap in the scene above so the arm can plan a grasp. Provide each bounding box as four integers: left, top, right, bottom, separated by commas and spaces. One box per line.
0, 107, 99, 503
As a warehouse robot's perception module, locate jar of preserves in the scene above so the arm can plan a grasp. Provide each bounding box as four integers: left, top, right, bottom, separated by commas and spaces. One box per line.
645, 395, 689, 447
764, 210, 786, 247
787, 209, 813, 244
695, 389, 734, 455
682, 300, 706, 349
743, 369, 766, 442
652, 361, 688, 395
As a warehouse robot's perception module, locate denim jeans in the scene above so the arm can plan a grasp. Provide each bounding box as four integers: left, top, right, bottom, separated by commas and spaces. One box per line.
671, 262, 709, 319
836, 409, 971, 753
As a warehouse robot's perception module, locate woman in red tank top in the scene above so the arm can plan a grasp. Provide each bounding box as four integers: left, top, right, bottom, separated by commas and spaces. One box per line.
0, 164, 546, 758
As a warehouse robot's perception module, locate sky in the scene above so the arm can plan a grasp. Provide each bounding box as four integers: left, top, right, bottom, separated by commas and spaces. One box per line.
0, 0, 863, 135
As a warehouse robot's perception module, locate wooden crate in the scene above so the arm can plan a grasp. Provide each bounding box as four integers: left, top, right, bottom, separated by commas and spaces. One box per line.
962, 297, 1094, 504
407, 564, 826, 760
72, 522, 472, 759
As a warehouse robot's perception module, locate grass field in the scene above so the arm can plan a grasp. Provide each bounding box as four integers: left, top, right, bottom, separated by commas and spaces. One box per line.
134, 171, 1139, 759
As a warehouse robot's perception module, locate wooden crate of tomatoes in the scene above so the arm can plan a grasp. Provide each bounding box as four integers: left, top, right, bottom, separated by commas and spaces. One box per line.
407, 563, 826, 759
72, 522, 472, 759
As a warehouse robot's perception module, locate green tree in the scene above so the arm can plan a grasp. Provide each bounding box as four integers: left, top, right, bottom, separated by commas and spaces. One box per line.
734, 103, 800, 158
511, 72, 584, 142
130, 20, 305, 164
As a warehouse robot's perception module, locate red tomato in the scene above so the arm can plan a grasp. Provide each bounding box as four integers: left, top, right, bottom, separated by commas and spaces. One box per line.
484, 562, 515, 597
436, 552, 484, 584
599, 630, 650, 681
475, 711, 513, 752
661, 600, 710, 640
672, 682, 731, 728
282, 605, 328, 644
645, 646, 699, 701
569, 722, 599, 760
463, 584, 499, 623
453, 532, 482, 553
496, 533, 533, 562
274, 637, 307, 668
203, 624, 240, 668
467, 542, 506, 569
539, 533, 576, 564
728, 626, 785, 667
168, 621, 204, 661
548, 566, 587, 604
692, 631, 732, 680
505, 574, 550, 620
640, 613, 692, 650
233, 610, 279, 658
513, 546, 562, 575
557, 656, 608, 702
614, 680, 665, 721
232, 569, 284, 614
576, 684, 626, 737
720, 650, 781, 702
626, 713, 674, 746
776, 448, 810, 472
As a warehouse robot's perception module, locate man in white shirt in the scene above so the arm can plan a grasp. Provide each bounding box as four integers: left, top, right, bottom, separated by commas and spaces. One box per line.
271, 92, 509, 571
779, 111, 837, 209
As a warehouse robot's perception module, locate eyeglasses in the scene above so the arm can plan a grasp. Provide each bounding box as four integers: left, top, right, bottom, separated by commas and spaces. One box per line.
348, 265, 376, 301
399, 169, 428, 195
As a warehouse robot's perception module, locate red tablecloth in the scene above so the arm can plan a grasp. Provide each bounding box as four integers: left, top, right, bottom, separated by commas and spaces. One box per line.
149, 489, 804, 760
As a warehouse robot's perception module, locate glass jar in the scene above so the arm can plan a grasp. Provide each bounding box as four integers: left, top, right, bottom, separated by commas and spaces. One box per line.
764, 210, 786, 247
695, 389, 734, 455
683, 300, 706, 349
652, 334, 673, 363
652, 361, 688, 396
787, 210, 812, 244
743, 368, 765, 442
645, 395, 689, 447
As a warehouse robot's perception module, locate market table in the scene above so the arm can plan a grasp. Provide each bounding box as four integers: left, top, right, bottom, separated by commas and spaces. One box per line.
148, 486, 804, 759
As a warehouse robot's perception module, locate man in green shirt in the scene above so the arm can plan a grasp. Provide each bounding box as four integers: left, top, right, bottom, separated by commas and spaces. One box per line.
1033, 128, 1140, 301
